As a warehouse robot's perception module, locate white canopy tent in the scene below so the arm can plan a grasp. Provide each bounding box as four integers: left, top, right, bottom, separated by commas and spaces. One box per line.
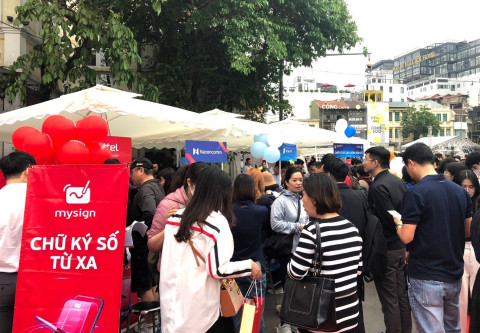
401, 136, 480, 158
0, 86, 371, 157
0, 85, 238, 150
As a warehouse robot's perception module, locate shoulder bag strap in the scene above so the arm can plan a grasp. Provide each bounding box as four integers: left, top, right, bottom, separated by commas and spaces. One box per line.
295, 196, 301, 223
188, 238, 205, 267
313, 222, 323, 276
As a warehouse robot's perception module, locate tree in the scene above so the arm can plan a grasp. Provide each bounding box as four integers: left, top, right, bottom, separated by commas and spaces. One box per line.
401, 106, 441, 140
1, 0, 163, 103
126, 0, 364, 118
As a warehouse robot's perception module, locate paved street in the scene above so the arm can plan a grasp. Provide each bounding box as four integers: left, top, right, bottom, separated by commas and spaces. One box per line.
263, 280, 417, 333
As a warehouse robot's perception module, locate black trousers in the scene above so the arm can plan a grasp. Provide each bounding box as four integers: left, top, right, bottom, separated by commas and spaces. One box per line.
374, 248, 412, 333
0, 272, 17, 333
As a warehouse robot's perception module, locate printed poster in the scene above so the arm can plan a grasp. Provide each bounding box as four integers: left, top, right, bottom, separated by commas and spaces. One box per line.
366, 102, 390, 144
13, 164, 129, 333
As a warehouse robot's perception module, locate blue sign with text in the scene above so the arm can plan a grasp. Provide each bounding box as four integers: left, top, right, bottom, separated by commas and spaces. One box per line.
279, 143, 297, 161
185, 140, 228, 163
333, 143, 364, 158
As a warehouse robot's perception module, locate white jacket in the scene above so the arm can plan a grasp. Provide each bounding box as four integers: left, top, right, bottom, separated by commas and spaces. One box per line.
160, 210, 252, 333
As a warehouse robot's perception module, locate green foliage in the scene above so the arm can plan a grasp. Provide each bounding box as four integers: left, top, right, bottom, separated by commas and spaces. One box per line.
2, 0, 362, 118
1, 0, 162, 103
400, 106, 441, 140
128, 0, 362, 116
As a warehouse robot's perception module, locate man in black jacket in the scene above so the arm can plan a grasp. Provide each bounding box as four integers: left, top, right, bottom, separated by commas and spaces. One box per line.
129, 157, 165, 329
322, 157, 367, 333
363, 147, 411, 333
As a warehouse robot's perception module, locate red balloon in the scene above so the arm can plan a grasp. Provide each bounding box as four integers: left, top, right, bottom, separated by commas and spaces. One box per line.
76, 116, 108, 145
58, 140, 91, 164
22, 132, 54, 162
42, 115, 77, 146
89, 143, 113, 164
12, 126, 39, 150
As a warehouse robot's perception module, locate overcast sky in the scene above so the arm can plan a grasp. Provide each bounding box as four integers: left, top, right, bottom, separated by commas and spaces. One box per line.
287, 0, 480, 89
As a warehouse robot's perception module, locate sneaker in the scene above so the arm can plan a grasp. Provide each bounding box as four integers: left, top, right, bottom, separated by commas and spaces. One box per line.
275, 304, 282, 313
277, 323, 293, 333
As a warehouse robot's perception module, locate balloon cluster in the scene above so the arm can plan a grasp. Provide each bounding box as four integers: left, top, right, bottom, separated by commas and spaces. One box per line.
334, 119, 356, 138
250, 133, 283, 163
12, 115, 112, 164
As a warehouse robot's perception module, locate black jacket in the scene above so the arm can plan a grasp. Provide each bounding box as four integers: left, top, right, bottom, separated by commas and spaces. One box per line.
338, 183, 368, 241
368, 169, 406, 250
129, 178, 165, 251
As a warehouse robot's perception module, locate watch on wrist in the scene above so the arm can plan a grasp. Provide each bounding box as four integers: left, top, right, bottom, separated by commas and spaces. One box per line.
396, 223, 403, 230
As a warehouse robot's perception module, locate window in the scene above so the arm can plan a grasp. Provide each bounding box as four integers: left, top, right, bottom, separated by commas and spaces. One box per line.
401, 98, 404, 102
395, 112, 400, 121
436, 114, 441, 121
389, 98, 393, 102
389, 112, 392, 122
395, 129, 399, 138
443, 114, 447, 121
389, 128, 393, 139
389, 87, 393, 93
440, 129, 445, 136
401, 87, 404, 93
446, 128, 451, 136
380, 86, 384, 91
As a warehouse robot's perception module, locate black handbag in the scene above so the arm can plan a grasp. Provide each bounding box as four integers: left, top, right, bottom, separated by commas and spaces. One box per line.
279, 223, 337, 331
263, 196, 300, 259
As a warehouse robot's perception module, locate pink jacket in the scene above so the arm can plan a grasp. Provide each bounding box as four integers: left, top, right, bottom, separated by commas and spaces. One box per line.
148, 187, 189, 270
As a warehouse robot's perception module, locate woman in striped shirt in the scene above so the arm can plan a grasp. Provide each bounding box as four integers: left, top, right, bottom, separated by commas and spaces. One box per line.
288, 174, 362, 333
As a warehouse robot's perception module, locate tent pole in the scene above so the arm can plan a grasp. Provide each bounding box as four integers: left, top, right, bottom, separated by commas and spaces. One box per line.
176, 141, 180, 167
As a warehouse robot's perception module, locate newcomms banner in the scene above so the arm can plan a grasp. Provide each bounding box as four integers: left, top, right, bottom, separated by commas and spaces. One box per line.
185, 140, 228, 163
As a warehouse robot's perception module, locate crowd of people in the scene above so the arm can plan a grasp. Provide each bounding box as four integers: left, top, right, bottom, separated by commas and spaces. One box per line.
2, 143, 480, 333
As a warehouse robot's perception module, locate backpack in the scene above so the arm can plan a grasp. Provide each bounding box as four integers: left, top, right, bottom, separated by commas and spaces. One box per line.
362, 203, 388, 282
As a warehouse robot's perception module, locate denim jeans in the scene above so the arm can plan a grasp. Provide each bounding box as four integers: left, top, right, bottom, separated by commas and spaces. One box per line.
407, 276, 462, 333
232, 274, 267, 333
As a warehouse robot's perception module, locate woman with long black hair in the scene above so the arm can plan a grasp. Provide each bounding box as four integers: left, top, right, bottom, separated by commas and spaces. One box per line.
159, 166, 262, 333
231, 174, 268, 333
453, 170, 480, 333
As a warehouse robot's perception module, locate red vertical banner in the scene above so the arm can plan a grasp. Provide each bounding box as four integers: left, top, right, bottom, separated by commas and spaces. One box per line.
13, 165, 129, 333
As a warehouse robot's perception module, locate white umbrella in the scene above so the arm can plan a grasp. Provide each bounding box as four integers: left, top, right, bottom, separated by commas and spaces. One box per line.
0, 85, 226, 149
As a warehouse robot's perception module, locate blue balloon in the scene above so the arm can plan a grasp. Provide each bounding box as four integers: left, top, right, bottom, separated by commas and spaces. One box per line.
264, 147, 281, 163
254, 134, 269, 145
344, 126, 356, 138
250, 142, 268, 159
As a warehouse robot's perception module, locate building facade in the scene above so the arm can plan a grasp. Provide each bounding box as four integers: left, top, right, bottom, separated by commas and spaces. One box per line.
0, 0, 43, 109
308, 100, 367, 139
365, 60, 408, 103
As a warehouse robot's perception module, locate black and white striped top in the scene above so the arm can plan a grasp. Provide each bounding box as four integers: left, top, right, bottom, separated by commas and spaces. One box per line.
288, 215, 362, 296
288, 216, 363, 332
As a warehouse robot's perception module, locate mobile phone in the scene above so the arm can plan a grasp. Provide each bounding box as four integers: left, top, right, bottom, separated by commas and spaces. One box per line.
387, 210, 402, 219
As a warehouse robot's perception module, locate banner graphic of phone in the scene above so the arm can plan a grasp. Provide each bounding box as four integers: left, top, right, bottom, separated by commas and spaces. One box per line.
33, 296, 103, 333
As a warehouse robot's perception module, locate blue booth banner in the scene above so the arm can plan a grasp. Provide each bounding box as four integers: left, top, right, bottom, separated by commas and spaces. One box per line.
279, 143, 297, 161
185, 140, 228, 163
333, 143, 364, 158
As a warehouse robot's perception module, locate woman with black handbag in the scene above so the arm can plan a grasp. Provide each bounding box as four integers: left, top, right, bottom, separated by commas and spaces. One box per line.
270, 167, 308, 333
285, 174, 362, 333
